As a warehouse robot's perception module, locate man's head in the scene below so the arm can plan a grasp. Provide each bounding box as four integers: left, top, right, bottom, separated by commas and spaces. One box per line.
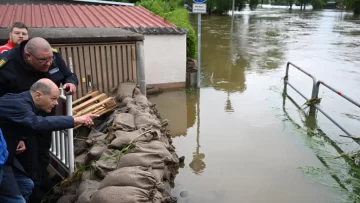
30, 79, 60, 113
9, 22, 28, 45
24, 37, 53, 72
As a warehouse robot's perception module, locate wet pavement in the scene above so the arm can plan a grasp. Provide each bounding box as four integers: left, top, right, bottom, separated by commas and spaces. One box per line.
149, 7, 360, 203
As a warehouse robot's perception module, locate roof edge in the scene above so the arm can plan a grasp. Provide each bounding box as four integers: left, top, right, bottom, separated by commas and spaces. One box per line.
0, 28, 144, 44
70, 0, 134, 6
123, 27, 188, 35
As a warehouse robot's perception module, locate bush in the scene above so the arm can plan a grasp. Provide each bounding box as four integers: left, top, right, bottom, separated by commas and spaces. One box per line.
138, 0, 197, 58
311, 0, 324, 10
165, 9, 197, 59
249, 0, 259, 10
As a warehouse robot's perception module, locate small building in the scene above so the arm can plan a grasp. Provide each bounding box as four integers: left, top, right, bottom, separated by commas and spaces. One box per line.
0, 2, 187, 97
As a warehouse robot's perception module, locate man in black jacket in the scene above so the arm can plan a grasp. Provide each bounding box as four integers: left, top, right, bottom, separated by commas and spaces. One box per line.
0, 79, 97, 202
0, 37, 79, 202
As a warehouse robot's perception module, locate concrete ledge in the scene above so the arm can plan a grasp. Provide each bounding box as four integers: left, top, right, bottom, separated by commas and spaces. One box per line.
0, 28, 144, 44
148, 82, 185, 89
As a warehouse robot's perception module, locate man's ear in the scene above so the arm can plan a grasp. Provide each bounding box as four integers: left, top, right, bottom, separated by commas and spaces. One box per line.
34, 91, 42, 99
8, 32, 11, 40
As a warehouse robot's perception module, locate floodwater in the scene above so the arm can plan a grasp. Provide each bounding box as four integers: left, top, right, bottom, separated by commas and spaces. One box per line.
149, 7, 360, 203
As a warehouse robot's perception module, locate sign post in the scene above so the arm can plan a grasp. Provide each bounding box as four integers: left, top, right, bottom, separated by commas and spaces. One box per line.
192, 0, 206, 88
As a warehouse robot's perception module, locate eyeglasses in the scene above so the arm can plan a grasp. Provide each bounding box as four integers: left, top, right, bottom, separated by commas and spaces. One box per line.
28, 52, 53, 64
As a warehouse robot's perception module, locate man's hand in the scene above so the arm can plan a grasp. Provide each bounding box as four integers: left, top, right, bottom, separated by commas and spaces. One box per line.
63, 83, 77, 95
74, 114, 99, 127
16, 141, 26, 154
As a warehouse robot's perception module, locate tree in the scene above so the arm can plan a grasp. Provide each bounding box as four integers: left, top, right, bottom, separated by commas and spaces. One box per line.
354, 0, 360, 15
311, 0, 324, 10
249, 0, 259, 10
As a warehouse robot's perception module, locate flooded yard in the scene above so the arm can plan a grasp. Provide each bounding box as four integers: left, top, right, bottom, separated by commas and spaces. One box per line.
149, 7, 360, 203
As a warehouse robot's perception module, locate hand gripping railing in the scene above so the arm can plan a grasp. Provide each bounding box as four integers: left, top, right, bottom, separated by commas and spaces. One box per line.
50, 88, 74, 177
284, 62, 360, 139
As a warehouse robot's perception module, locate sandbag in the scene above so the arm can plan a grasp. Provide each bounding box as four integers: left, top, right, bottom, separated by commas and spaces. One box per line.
82, 170, 100, 181
90, 186, 162, 203
134, 111, 161, 129
75, 152, 87, 168
98, 166, 164, 192
109, 130, 154, 149
116, 82, 136, 102
130, 141, 174, 158
113, 113, 135, 131
119, 97, 134, 108
117, 152, 169, 169
85, 144, 107, 164
86, 131, 107, 147
92, 149, 118, 179
56, 195, 77, 203
77, 180, 100, 203
134, 94, 152, 107
74, 139, 88, 156
150, 168, 168, 182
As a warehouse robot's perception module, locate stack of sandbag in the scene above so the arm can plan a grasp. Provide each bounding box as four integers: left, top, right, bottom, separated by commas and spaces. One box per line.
56, 82, 182, 203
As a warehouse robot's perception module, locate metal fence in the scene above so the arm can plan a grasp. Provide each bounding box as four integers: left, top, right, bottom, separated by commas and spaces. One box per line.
49, 88, 74, 177
284, 62, 360, 139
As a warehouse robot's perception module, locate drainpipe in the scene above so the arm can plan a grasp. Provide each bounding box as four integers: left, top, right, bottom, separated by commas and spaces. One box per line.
136, 41, 146, 96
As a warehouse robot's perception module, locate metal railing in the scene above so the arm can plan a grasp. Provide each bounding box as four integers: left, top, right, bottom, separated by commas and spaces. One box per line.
49, 88, 74, 177
284, 62, 359, 139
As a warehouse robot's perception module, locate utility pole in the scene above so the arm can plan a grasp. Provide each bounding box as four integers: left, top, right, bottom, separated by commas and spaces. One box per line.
230, 0, 235, 39
192, 0, 206, 88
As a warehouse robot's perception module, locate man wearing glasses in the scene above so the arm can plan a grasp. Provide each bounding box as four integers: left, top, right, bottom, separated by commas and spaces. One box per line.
0, 37, 78, 202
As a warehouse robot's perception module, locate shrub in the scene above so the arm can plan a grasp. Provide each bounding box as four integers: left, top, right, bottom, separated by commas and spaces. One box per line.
311, 0, 324, 10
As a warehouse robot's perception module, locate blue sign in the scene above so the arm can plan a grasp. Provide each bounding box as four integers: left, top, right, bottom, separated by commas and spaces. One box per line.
194, 0, 206, 3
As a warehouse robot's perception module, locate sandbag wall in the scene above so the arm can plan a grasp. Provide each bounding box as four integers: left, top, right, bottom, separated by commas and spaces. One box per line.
56, 83, 182, 203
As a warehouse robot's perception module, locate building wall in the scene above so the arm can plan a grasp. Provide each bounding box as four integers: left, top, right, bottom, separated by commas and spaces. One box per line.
144, 34, 186, 88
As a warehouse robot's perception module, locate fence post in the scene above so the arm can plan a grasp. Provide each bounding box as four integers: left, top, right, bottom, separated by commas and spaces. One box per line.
136, 41, 146, 96
66, 94, 74, 175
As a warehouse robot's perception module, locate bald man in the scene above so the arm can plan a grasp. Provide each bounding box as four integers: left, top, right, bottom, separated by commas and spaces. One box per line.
0, 37, 79, 202
0, 78, 97, 202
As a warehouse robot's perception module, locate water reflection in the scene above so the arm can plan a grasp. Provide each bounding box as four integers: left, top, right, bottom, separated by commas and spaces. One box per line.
282, 88, 360, 202
189, 102, 206, 174
196, 15, 247, 94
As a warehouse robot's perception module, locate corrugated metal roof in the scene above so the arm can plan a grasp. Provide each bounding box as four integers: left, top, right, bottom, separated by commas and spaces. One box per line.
0, 4, 186, 34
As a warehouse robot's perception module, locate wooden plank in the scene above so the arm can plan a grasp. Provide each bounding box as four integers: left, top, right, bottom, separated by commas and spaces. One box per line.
83, 46, 92, 93
100, 45, 108, 93
78, 46, 87, 95
106, 45, 113, 92
127, 45, 133, 82
72, 90, 100, 107
73, 93, 108, 113
72, 46, 83, 99
94, 45, 104, 93
122, 45, 128, 82
74, 97, 115, 117
117, 45, 123, 83
132, 44, 137, 82
89, 45, 98, 92
111, 45, 119, 88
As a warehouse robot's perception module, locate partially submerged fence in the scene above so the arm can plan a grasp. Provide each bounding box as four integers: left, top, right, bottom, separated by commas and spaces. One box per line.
284, 62, 360, 139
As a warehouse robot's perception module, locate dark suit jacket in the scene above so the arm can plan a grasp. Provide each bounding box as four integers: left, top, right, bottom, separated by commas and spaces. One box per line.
0, 91, 74, 195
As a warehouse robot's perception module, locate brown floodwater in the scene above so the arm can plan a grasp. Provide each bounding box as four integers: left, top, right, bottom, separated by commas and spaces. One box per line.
149, 7, 360, 203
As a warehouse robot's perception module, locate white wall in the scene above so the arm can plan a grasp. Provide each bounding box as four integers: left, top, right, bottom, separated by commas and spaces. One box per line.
143, 34, 186, 85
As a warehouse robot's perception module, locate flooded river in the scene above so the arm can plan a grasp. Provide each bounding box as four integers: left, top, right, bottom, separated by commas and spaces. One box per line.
149, 7, 360, 203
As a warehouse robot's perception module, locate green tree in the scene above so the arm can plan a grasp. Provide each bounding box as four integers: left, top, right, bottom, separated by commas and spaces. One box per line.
311, 0, 324, 10
354, 0, 360, 15
249, 0, 259, 10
